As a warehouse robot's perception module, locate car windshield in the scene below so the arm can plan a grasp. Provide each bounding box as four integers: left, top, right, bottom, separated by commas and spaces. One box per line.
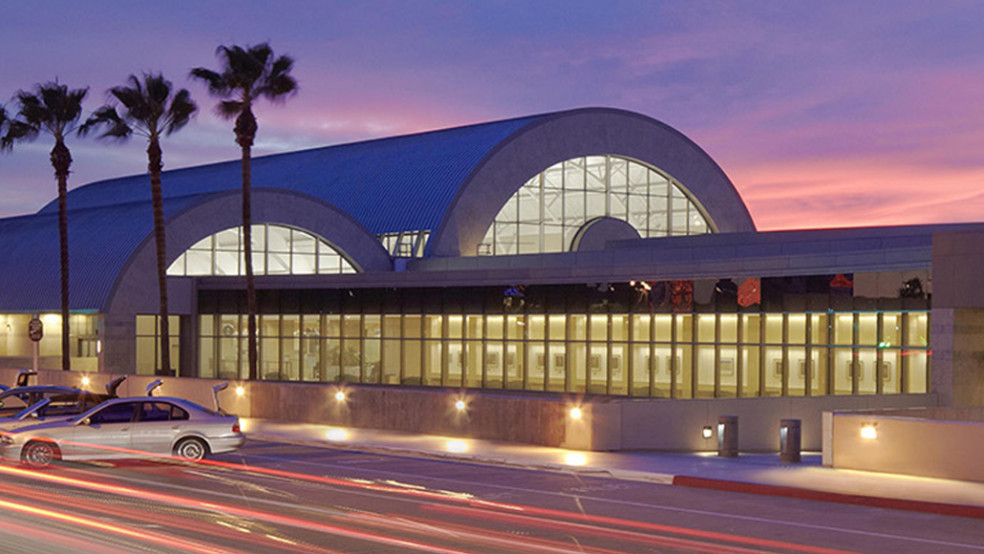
0, 394, 32, 416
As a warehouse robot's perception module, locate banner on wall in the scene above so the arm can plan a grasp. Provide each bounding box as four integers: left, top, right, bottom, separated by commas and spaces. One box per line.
738, 277, 761, 307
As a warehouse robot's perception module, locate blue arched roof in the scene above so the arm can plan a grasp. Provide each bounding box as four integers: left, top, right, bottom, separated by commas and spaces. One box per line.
39, 113, 544, 235
0, 195, 205, 311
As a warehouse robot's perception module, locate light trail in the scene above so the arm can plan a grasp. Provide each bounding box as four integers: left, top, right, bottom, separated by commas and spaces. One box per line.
423, 501, 851, 554
0, 496, 231, 554
0, 464, 468, 553
6, 439, 855, 552
0, 480, 330, 554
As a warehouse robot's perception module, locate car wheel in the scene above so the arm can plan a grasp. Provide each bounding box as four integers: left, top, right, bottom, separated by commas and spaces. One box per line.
22, 440, 60, 468
174, 437, 209, 461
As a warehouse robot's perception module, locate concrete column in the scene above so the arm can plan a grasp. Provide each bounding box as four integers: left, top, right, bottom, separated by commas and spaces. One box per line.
932, 307, 984, 407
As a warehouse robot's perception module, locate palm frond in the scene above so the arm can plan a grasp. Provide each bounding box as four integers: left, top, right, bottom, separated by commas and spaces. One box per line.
218, 100, 245, 119
8, 81, 88, 142
189, 67, 230, 96
163, 88, 197, 135
79, 106, 132, 141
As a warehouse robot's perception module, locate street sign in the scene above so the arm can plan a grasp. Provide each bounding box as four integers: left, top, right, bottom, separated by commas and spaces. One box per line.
28, 316, 43, 342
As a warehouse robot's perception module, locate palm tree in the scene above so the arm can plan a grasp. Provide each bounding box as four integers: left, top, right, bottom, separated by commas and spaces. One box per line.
0, 105, 8, 150
81, 74, 197, 376
191, 43, 298, 381
4, 82, 88, 371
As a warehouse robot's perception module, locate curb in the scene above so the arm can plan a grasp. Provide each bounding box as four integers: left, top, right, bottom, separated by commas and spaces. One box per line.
672, 476, 984, 520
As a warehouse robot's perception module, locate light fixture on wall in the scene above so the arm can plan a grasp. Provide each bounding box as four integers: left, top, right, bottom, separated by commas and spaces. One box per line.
334, 390, 346, 402
235, 385, 245, 397
861, 424, 878, 440
80, 376, 90, 387
702, 426, 713, 439
454, 399, 466, 411
569, 407, 583, 420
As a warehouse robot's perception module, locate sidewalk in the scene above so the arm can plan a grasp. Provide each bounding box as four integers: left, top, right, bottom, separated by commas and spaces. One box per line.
242, 418, 984, 519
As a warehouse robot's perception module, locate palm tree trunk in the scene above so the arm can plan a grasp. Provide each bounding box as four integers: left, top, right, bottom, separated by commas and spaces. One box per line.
236, 108, 258, 381
50, 140, 72, 371
148, 138, 171, 376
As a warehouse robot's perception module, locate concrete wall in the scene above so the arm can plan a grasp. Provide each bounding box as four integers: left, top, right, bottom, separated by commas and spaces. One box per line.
616, 394, 937, 452
1, 368, 938, 452
826, 410, 984, 482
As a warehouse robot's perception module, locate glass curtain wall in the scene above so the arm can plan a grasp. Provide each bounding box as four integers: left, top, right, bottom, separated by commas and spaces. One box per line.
480, 155, 713, 255
196, 310, 930, 398
0, 313, 100, 371
135, 315, 180, 375
167, 224, 357, 276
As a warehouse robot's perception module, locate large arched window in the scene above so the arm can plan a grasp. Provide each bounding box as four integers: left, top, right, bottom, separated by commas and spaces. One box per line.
167, 224, 357, 276
480, 155, 714, 255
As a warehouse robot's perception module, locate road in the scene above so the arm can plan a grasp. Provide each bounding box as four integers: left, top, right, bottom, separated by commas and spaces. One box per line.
0, 439, 981, 552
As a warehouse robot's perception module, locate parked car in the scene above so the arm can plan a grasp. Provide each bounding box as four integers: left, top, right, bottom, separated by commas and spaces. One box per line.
0, 376, 126, 422
0, 396, 244, 467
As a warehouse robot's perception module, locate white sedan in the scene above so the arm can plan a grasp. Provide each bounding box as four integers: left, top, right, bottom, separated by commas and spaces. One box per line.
0, 397, 244, 467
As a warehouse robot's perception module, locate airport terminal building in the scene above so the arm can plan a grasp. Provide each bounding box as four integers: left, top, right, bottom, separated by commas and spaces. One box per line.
1, 107, 981, 450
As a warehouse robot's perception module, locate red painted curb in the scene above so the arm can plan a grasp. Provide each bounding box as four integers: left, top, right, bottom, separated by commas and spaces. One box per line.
672, 475, 984, 520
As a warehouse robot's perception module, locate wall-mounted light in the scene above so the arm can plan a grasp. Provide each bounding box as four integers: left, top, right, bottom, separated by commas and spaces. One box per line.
454, 399, 466, 411
235, 385, 245, 397
446, 440, 468, 453
861, 424, 878, 440
80, 376, 90, 387
334, 390, 346, 402
702, 426, 713, 439
569, 407, 583, 420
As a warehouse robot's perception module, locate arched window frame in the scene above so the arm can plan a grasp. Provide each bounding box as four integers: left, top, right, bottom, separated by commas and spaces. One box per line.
166, 224, 359, 276
480, 155, 716, 255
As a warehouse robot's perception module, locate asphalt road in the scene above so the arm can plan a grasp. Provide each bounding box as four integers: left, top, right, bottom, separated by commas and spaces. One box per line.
0, 439, 982, 553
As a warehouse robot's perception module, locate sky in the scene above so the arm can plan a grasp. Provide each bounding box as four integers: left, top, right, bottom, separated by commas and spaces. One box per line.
1, 0, 983, 230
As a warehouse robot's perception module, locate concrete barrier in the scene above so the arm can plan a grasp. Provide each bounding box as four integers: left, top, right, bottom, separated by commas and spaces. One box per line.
0, 368, 938, 452
825, 407, 984, 482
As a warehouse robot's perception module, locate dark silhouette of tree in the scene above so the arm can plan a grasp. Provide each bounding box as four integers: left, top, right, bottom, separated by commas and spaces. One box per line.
0, 105, 9, 151
81, 74, 197, 376
191, 43, 298, 381
4, 82, 88, 370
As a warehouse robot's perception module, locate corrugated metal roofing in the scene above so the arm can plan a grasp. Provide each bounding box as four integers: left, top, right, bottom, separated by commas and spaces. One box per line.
38, 113, 545, 235
1, 111, 554, 311
0, 196, 203, 311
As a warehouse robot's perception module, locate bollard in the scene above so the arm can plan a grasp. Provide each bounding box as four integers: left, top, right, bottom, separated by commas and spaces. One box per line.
780, 418, 801, 463
717, 415, 738, 457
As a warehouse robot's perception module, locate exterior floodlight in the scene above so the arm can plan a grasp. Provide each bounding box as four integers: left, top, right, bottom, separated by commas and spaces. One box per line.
861, 424, 878, 440
326, 428, 348, 442
81, 376, 90, 387
335, 391, 346, 402
702, 426, 713, 439
235, 385, 245, 396
563, 452, 588, 466
455, 400, 466, 411
569, 407, 583, 420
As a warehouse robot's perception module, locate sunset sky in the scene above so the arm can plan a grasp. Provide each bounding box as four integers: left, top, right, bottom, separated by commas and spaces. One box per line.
1, 1, 982, 230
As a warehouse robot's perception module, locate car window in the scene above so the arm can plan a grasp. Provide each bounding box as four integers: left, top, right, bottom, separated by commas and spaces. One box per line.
139, 402, 173, 422
38, 400, 84, 417
171, 405, 189, 421
89, 402, 138, 424
0, 395, 30, 411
